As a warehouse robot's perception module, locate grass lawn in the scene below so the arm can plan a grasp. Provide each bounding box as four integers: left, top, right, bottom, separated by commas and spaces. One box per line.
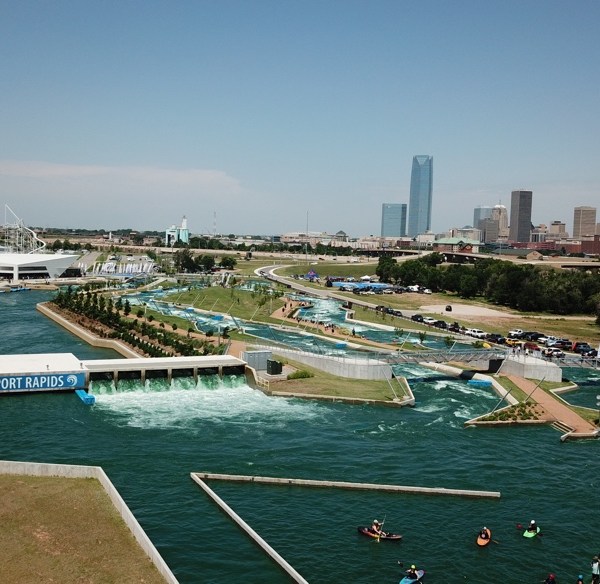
266, 356, 409, 402
0, 475, 166, 583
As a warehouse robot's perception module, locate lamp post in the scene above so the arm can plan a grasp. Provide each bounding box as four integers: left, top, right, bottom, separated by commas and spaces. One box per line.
596, 394, 600, 428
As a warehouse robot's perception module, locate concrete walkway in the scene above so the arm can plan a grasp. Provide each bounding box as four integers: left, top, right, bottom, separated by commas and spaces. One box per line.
505, 375, 598, 438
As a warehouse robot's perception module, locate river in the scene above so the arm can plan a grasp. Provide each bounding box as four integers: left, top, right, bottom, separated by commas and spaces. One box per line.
0, 291, 598, 583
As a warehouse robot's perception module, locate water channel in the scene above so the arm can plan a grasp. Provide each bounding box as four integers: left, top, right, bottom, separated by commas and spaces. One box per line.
0, 291, 598, 583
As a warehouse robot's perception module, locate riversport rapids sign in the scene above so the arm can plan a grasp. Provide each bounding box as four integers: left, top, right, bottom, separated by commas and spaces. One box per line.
0, 372, 86, 393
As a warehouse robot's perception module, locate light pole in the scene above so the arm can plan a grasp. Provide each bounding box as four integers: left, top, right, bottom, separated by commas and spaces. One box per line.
596, 394, 600, 428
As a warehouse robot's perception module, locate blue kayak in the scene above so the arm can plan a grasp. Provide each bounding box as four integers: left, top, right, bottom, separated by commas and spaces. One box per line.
399, 569, 425, 583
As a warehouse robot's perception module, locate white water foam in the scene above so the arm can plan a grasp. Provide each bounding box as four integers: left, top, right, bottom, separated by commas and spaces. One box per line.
93, 384, 322, 429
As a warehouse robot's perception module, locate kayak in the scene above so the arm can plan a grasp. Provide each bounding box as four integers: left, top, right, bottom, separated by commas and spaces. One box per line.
357, 526, 403, 541
477, 528, 492, 546
523, 526, 540, 538
399, 569, 425, 583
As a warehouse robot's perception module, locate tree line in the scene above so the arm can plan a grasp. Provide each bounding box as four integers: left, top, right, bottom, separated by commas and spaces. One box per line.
375, 254, 600, 317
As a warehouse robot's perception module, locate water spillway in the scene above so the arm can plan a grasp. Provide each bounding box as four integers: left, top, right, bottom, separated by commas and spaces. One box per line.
0, 353, 247, 395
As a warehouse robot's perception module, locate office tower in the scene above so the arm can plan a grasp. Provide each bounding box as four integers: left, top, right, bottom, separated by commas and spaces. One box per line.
548, 221, 568, 239
480, 218, 500, 243
407, 155, 433, 237
573, 206, 597, 238
509, 190, 533, 243
381, 203, 407, 237
473, 206, 493, 229
492, 204, 509, 237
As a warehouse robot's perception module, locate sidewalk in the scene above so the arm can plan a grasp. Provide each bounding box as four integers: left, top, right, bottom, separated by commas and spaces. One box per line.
505, 374, 598, 437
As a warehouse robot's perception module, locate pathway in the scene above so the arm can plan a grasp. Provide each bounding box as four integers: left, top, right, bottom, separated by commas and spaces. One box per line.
505, 374, 598, 438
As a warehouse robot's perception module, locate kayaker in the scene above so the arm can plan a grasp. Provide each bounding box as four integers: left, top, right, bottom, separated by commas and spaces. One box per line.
371, 519, 382, 536
405, 565, 420, 580
527, 519, 538, 533
592, 555, 600, 584
479, 527, 489, 540
543, 574, 556, 584
575, 575, 584, 584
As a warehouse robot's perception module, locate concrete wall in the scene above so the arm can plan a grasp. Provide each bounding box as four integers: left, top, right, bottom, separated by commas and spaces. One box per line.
37, 303, 141, 358
0, 460, 178, 584
252, 344, 392, 380
500, 355, 562, 382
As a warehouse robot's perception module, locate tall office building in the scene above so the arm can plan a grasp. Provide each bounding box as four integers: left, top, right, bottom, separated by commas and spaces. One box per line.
492, 204, 509, 237
508, 190, 533, 243
381, 203, 407, 237
473, 206, 494, 229
407, 155, 433, 237
572, 206, 597, 239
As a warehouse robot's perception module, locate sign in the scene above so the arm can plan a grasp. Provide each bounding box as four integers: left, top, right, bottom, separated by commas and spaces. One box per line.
0, 372, 86, 392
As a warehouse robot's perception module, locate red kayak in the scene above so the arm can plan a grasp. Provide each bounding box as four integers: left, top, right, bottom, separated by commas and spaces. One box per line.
357, 526, 403, 541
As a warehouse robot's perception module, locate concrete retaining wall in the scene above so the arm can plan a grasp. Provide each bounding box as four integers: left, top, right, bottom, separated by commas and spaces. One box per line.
190, 474, 309, 583
0, 460, 178, 584
500, 355, 562, 382
251, 344, 392, 380
37, 303, 141, 358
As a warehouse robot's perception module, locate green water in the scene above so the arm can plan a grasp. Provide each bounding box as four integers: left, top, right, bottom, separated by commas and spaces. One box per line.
0, 292, 599, 584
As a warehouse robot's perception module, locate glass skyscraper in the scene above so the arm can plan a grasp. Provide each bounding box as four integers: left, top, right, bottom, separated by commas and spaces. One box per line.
381, 203, 407, 237
408, 155, 433, 237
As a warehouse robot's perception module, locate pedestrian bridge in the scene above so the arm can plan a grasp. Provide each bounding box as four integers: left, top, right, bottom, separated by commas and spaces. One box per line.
382, 348, 599, 370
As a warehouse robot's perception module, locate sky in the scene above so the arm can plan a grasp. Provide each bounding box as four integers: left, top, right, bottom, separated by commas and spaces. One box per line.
1, 0, 599, 237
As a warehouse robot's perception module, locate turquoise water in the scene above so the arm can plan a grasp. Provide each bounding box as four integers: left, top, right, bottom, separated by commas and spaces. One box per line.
1, 292, 599, 584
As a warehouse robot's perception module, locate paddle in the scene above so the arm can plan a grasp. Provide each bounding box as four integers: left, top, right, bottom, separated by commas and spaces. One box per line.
376, 514, 387, 543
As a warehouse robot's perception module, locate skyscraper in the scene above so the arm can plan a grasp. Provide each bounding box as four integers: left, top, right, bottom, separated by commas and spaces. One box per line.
509, 190, 533, 243
407, 155, 433, 237
381, 203, 407, 237
572, 206, 597, 239
473, 206, 493, 229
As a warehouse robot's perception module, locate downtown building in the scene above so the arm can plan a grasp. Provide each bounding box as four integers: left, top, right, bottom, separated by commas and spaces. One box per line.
407, 155, 433, 237
572, 206, 597, 239
509, 190, 533, 243
381, 203, 407, 237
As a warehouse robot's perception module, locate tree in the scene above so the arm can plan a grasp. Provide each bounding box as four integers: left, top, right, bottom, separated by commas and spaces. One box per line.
220, 256, 237, 270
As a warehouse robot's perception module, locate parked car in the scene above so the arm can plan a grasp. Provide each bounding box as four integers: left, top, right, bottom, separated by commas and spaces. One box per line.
508, 329, 524, 338
411, 314, 424, 322
422, 316, 437, 325
433, 320, 448, 329
582, 349, 598, 358
505, 338, 522, 347
572, 342, 593, 354
467, 328, 487, 339
523, 332, 543, 341
549, 339, 571, 350
543, 348, 565, 358
523, 342, 540, 351
486, 333, 506, 344
448, 322, 461, 333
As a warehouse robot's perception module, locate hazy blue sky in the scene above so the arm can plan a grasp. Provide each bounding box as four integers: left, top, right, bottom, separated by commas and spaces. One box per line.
1, 0, 599, 236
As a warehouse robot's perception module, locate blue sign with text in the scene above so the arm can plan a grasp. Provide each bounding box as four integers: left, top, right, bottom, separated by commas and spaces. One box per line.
0, 372, 86, 392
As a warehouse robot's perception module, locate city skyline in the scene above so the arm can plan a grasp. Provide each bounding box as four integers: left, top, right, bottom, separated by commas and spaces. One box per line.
1, 1, 599, 236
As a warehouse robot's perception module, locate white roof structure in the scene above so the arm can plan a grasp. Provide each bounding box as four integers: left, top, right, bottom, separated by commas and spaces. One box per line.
0, 252, 77, 281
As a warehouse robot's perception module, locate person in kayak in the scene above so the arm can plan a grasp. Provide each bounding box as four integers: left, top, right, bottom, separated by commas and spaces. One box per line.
543, 574, 556, 584
592, 556, 600, 584
526, 519, 538, 533
575, 576, 584, 584
405, 564, 420, 580
479, 527, 490, 540
370, 519, 383, 536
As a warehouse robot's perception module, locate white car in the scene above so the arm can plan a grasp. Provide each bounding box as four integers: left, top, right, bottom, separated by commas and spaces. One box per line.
467, 328, 487, 339
422, 316, 437, 325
